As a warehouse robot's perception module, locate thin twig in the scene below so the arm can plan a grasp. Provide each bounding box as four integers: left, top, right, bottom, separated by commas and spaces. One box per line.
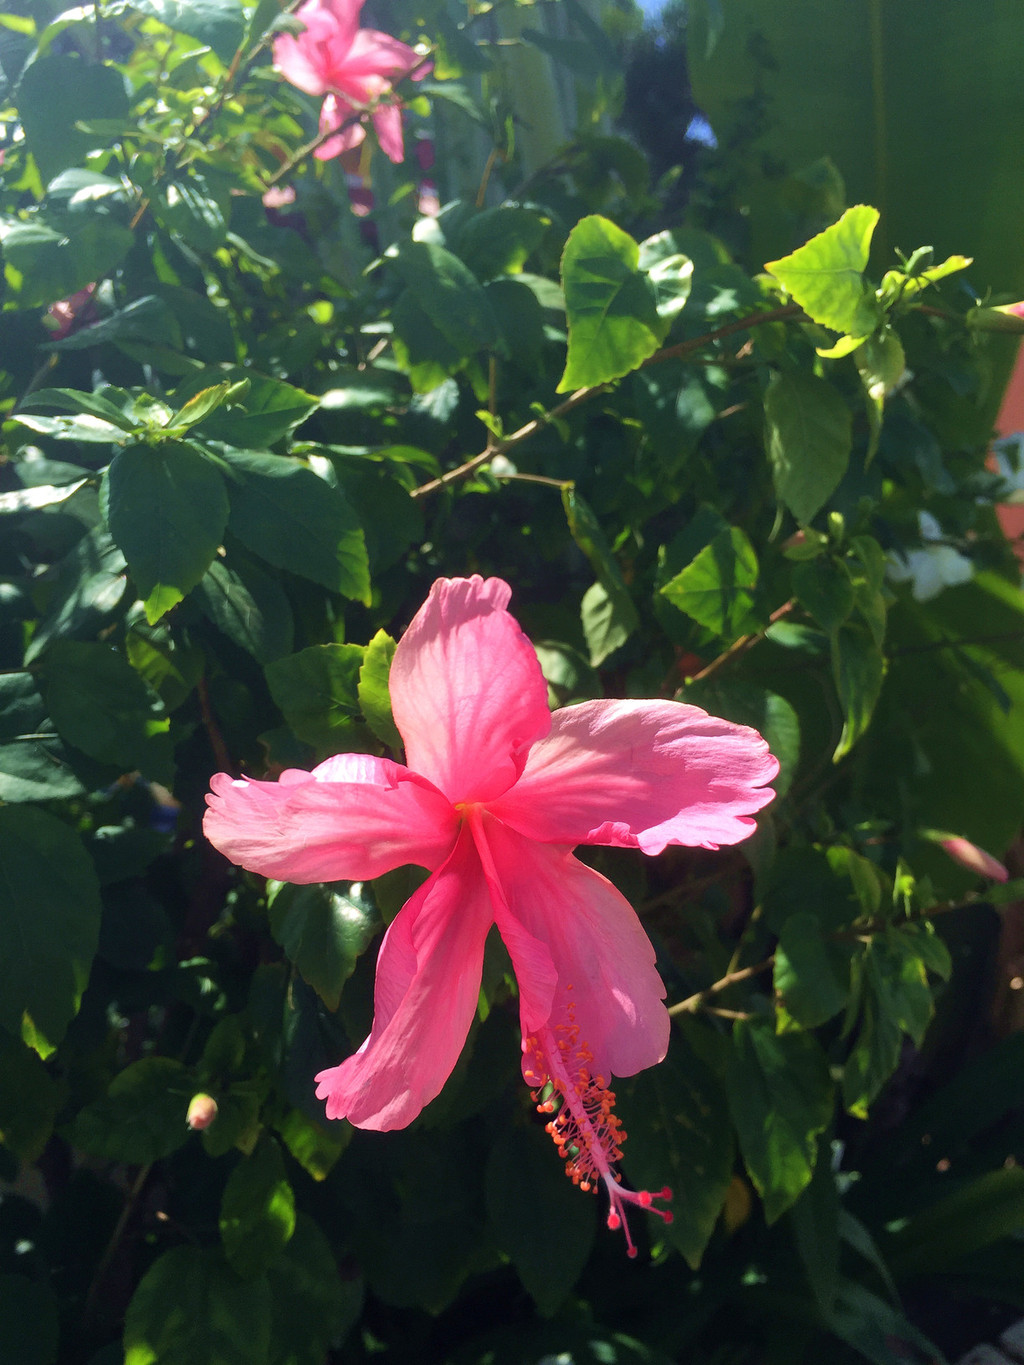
410, 304, 806, 500
687, 599, 797, 686
668, 955, 777, 1017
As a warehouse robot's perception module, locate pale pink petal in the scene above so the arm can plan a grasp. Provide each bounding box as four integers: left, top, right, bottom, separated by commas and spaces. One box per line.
478, 816, 669, 1083
370, 100, 405, 162
203, 754, 456, 882
389, 577, 552, 804
315, 826, 492, 1128
314, 93, 365, 161
489, 699, 778, 853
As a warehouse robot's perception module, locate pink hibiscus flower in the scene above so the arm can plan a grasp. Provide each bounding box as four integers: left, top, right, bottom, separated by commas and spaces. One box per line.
273, 0, 427, 163
204, 576, 778, 1252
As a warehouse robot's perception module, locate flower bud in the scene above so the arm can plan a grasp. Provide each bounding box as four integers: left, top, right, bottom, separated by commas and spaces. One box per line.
939, 836, 1009, 883
186, 1093, 219, 1131
966, 302, 1024, 334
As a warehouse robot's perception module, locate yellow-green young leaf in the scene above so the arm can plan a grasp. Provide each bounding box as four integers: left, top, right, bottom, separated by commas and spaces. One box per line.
220, 1136, 296, 1279
101, 442, 229, 624
358, 630, 401, 749
0, 806, 101, 1057
764, 371, 852, 525
660, 526, 760, 639
765, 205, 881, 337
124, 1247, 270, 1365
274, 1109, 350, 1182
557, 215, 667, 392
726, 1018, 834, 1224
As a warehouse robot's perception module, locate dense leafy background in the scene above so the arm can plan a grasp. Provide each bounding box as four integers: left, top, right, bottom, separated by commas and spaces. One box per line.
3, 1, 1024, 1362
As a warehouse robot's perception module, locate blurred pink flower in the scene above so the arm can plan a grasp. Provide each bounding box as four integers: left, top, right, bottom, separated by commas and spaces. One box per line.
940, 835, 1009, 883
186, 1093, 219, 1131
273, 0, 427, 163
46, 284, 97, 341
205, 576, 778, 1251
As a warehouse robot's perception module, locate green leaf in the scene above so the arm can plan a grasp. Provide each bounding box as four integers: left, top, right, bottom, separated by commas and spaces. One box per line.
131, 0, 245, 63
557, 214, 666, 391
52, 295, 183, 354
266, 1214, 362, 1364
886, 1167, 1024, 1279
358, 629, 401, 749
644, 250, 694, 323
455, 205, 550, 281
791, 557, 855, 631
0, 1274, 60, 1365
126, 618, 205, 711
40, 640, 173, 782
124, 1247, 271, 1365
71, 1057, 194, 1163
843, 929, 938, 1117
788, 1138, 840, 1316
265, 643, 365, 751
194, 557, 294, 665
274, 1109, 350, 1183
660, 526, 760, 638
774, 912, 853, 1029
580, 580, 633, 668
182, 372, 317, 447
764, 206, 881, 336
1, 216, 134, 309
13, 412, 124, 444
726, 1017, 833, 1223
763, 372, 852, 525
562, 488, 639, 664
102, 442, 229, 623
0, 1028, 59, 1163
616, 1029, 734, 1269
391, 240, 499, 356
14, 53, 129, 182
220, 1136, 295, 1279
154, 171, 230, 252
18, 387, 136, 431
0, 806, 101, 1057
0, 673, 86, 802
831, 621, 886, 761
485, 1123, 595, 1316
268, 880, 379, 1011
223, 449, 369, 602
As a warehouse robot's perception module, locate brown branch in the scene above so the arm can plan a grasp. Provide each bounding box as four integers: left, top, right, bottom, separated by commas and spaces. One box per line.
668, 955, 777, 1017
197, 674, 233, 775
687, 599, 797, 686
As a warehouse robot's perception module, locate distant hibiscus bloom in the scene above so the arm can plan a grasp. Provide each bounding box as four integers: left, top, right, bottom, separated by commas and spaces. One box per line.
273, 0, 427, 163
205, 577, 778, 1252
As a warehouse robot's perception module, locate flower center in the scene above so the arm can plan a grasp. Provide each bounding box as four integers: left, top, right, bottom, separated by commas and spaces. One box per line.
524, 991, 673, 1258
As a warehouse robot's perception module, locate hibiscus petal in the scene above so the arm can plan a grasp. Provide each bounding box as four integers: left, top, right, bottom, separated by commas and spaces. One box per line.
370, 100, 405, 163
274, 4, 353, 95
315, 826, 492, 1128
490, 698, 779, 853
389, 576, 551, 803
203, 754, 456, 882
341, 28, 422, 82
314, 93, 365, 161
480, 817, 669, 1083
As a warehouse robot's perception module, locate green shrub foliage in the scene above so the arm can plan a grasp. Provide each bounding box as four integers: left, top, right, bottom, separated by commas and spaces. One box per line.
2, 1, 1024, 1362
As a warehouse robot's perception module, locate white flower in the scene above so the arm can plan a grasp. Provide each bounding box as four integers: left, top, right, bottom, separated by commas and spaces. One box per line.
886, 511, 973, 602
